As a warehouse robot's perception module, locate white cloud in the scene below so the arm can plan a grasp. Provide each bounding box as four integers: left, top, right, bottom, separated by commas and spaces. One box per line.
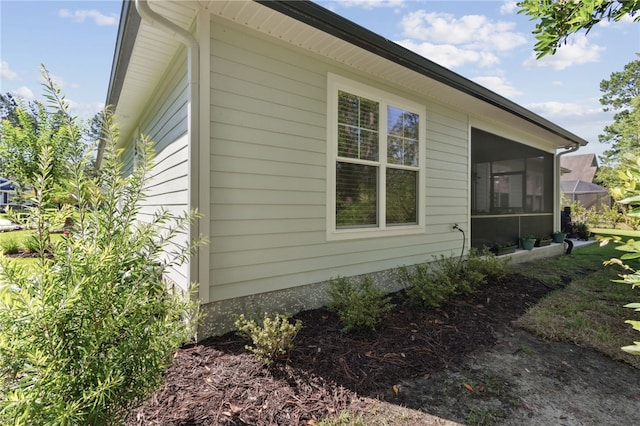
523, 34, 604, 70
340, 0, 405, 9
70, 101, 105, 119
527, 99, 611, 146
527, 100, 602, 119
398, 10, 527, 68
499, 1, 518, 15
472, 76, 522, 98
396, 40, 499, 68
401, 11, 527, 51
599, 12, 637, 26
0, 61, 18, 81
11, 86, 34, 100
59, 9, 118, 26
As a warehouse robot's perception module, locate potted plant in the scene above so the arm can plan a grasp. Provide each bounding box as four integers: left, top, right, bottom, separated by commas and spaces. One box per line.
520, 234, 536, 251
535, 235, 552, 247
551, 231, 565, 243
575, 222, 590, 240
490, 242, 518, 256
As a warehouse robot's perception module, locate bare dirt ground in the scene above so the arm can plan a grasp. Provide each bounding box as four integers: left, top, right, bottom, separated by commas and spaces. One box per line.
127, 270, 640, 425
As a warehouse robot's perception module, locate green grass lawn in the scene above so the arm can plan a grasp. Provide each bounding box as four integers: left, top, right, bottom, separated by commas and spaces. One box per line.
0, 230, 63, 268
513, 241, 640, 368
591, 227, 640, 238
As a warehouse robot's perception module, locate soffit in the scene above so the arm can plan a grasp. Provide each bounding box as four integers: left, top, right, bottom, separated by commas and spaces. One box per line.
114, 0, 585, 150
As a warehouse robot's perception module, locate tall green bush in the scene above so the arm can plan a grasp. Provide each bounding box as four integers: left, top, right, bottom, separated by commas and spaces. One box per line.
601, 153, 640, 355
0, 70, 201, 424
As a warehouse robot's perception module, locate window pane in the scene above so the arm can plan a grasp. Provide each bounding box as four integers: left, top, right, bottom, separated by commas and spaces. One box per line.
338, 91, 358, 126
338, 124, 358, 158
403, 111, 418, 139
387, 136, 403, 165
338, 91, 379, 161
336, 162, 378, 228
492, 174, 523, 212
388, 106, 403, 136
386, 168, 417, 225
360, 129, 379, 161
360, 98, 379, 130
404, 139, 418, 167
526, 156, 545, 212
387, 106, 419, 166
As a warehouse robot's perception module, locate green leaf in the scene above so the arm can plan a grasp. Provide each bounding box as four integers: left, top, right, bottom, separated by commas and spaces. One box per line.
625, 320, 640, 332
621, 343, 640, 355
623, 303, 640, 311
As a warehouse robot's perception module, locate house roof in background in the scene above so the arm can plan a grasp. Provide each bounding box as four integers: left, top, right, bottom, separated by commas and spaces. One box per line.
560, 180, 608, 195
560, 153, 599, 183
0, 178, 15, 191
106, 0, 590, 150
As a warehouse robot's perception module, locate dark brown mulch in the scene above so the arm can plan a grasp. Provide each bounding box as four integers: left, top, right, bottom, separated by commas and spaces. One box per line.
127, 273, 553, 426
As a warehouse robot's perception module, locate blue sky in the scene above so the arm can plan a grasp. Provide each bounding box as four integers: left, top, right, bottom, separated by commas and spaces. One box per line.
1, 0, 638, 157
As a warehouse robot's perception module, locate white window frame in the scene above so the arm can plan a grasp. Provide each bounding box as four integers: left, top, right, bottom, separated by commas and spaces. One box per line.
326, 73, 426, 240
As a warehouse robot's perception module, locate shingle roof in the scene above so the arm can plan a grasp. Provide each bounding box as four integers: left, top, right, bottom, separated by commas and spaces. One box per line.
560, 153, 598, 182
560, 180, 607, 195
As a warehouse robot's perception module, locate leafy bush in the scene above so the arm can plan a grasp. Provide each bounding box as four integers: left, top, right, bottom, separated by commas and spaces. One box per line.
327, 276, 394, 333
402, 249, 509, 308
0, 74, 200, 425
234, 313, 303, 364
465, 247, 511, 281
601, 152, 640, 355
399, 263, 455, 308
0, 236, 20, 255
21, 234, 42, 253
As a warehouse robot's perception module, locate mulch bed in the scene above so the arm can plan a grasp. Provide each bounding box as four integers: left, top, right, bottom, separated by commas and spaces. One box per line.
126, 273, 553, 425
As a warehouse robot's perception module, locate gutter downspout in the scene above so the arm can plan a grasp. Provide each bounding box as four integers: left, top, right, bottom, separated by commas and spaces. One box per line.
556, 142, 580, 230
135, 0, 202, 309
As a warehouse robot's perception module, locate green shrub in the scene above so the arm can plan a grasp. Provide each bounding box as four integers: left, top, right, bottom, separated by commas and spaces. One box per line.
0, 75, 201, 425
465, 247, 510, 281
400, 263, 455, 308
327, 276, 395, 333
234, 312, 303, 364
0, 236, 20, 255
21, 234, 41, 253
402, 249, 509, 308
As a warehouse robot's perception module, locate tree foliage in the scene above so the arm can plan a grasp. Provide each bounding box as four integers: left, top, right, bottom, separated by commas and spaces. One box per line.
600, 153, 640, 355
0, 66, 100, 202
0, 69, 201, 424
517, 0, 640, 58
595, 59, 640, 189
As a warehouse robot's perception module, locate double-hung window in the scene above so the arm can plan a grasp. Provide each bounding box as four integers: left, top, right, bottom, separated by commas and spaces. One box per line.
327, 74, 426, 239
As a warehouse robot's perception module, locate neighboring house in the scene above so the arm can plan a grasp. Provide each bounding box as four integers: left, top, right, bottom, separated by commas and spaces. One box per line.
104, 0, 588, 338
560, 153, 610, 210
560, 153, 598, 182
0, 177, 16, 211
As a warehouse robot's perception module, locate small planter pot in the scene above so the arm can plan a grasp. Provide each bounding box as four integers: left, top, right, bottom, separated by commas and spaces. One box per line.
535, 238, 552, 247
552, 233, 565, 243
491, 245, 517, 256
521, 238, 536, 251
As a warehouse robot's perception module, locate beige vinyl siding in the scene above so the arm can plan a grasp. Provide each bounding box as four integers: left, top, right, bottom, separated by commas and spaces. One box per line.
209, 18, 469, 302
134, 47, 191, 292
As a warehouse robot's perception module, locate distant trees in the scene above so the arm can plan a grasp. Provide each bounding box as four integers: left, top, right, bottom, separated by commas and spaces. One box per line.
0, 66, 99, 204
595, 59, 640, 190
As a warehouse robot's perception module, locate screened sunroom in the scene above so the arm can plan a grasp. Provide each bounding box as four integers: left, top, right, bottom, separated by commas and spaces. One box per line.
471, 128, 554, 249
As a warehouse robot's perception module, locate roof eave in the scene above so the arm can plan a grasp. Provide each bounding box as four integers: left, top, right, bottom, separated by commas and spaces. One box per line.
256, 0, 588, 148
105, 0, 140, 110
